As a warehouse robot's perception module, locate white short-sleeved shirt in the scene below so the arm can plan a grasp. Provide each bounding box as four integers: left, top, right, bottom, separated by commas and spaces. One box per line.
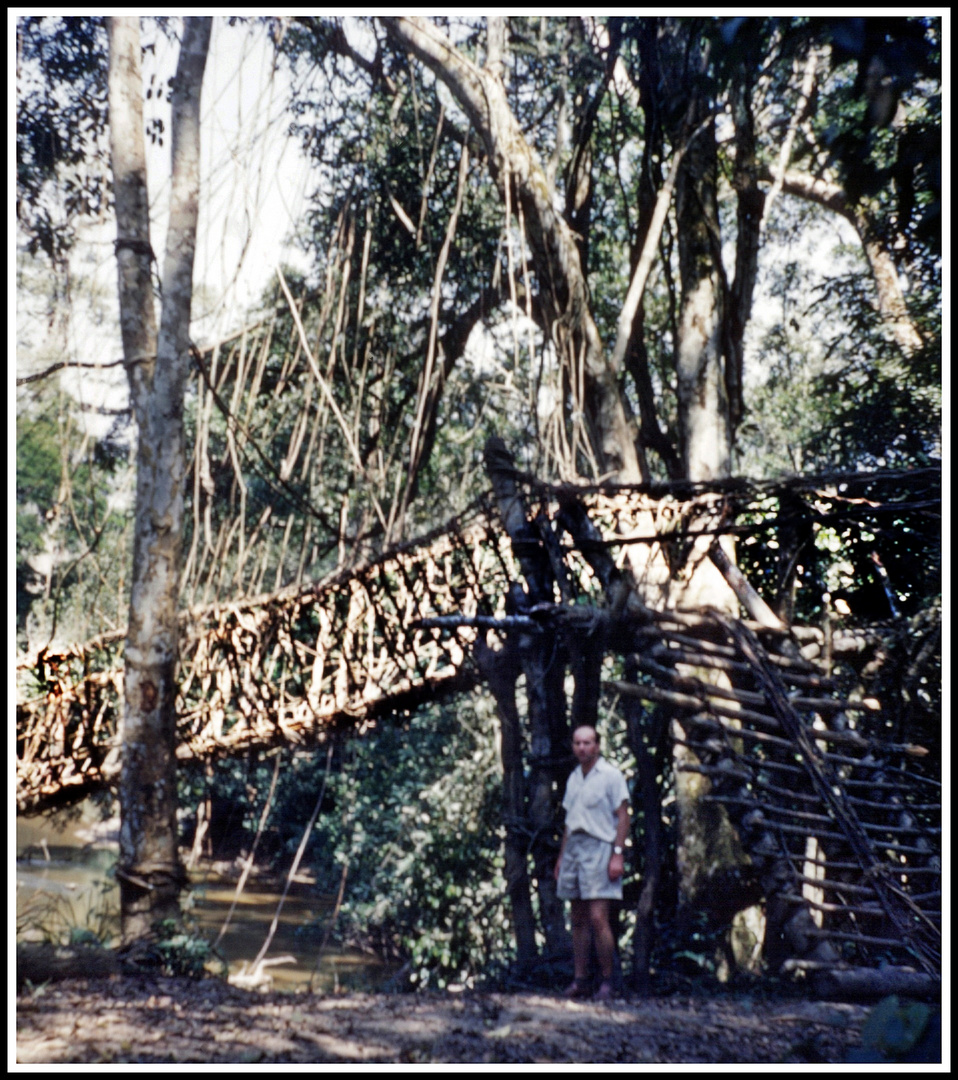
562, 756, 630, 843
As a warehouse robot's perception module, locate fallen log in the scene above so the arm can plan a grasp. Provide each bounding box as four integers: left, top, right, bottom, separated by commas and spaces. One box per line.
805, 964, 941, 1001
17, 942, 124, 987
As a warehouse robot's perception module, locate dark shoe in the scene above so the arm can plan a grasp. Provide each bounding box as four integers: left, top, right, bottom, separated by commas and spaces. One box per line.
563, 979, 591, 999
593, 981, 613, 1002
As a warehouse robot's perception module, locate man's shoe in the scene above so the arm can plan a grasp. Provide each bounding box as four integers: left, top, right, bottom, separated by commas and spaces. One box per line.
593, 981, 613, 1002
563, 979, 591, 999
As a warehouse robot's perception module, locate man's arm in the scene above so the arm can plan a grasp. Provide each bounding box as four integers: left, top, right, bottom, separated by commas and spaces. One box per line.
608, 800, 630, 881
554, 826, 569, 882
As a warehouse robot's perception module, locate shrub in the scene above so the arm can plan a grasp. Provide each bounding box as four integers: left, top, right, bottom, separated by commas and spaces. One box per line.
315, 693, 514, 990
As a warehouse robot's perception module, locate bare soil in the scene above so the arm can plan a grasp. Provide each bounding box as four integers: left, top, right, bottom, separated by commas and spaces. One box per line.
16, 973, 871, 1065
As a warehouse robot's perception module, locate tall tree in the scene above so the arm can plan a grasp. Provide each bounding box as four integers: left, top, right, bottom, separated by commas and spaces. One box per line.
377, 12, 746, 928
107, 15, 211, 941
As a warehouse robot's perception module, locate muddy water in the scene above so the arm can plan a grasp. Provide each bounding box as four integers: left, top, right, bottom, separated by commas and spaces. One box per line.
16, 808, 396, 992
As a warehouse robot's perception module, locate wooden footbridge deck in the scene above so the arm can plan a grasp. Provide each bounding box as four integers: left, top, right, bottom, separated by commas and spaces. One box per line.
16, 466, 941, 983
16, 500, 515, 809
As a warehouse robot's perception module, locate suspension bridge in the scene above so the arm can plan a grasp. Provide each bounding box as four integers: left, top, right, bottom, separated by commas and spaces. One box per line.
16, 466, 941, 985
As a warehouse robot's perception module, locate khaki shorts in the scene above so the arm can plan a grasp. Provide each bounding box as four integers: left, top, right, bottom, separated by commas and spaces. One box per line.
556, 831, 622, 901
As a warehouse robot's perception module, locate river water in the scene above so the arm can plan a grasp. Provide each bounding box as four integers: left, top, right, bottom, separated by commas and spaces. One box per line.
16, 806, 396, 992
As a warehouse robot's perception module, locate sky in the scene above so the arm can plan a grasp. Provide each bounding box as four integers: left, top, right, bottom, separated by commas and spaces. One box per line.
12, 14, 318, 434
167, 18, 315, 336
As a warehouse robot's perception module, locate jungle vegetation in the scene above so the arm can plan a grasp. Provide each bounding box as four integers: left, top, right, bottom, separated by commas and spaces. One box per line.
16, 16, 941, 988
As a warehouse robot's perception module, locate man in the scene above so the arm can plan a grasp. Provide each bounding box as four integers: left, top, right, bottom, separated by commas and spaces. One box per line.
554, 725, 630, 1002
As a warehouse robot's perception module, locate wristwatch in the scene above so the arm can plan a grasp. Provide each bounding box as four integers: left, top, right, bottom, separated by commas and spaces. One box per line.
612, 845, 624, 855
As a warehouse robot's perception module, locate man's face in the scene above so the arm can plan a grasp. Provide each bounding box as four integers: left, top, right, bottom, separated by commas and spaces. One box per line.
572, 726, 600, 768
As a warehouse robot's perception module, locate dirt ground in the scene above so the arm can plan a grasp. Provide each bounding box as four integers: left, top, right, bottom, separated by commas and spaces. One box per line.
16, 973, 873, 1065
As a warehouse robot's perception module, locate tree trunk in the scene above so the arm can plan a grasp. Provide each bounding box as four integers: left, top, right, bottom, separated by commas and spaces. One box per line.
620, 75, 683, 482
107, 17, 158, 427
108, 15, 211, 943
655, 25, 749, 927
474, 633, 537, 972
674, 106, 731, 483
726, 76, 764, 435
624, 689, 667, 996
484, 437, 571, 959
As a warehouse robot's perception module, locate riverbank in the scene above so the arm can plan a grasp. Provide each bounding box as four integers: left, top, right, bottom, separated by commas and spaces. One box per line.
17, 807, 393, 994
16, 972, 872, 1065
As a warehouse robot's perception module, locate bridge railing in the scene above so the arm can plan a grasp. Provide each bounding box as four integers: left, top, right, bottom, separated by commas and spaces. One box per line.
16, 508, 518, 811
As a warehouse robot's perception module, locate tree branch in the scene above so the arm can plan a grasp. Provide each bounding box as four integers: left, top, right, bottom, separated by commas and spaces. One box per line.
382, 16, 643, 482
763, 166, 923, 356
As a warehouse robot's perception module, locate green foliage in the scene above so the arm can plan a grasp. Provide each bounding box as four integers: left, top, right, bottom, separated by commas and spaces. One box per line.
17, 875, 119, 948
846, 995, 941, 1064
16, 16, 110, 263
317, 695, 513, 990
15, 394, 134, 649
16, 401, 61, 555
735, 194, 939, 476
177, 693, 519, 991
732, 476, 940, 630
147, 918, 217, 979
284, 16, 939, 489
17, 244, 136, 650
812, 18, 941, 246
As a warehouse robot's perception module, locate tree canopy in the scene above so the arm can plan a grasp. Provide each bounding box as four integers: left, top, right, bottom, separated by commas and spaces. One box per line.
17, 15, 942, 619
270, 16, 940, 505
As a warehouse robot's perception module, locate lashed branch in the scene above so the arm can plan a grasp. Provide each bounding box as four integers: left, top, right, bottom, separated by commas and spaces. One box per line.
715, 612, 939, 974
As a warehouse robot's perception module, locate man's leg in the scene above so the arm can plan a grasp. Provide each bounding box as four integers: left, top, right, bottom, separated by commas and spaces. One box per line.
570, 898, 592, 984
588, 899, 616, 987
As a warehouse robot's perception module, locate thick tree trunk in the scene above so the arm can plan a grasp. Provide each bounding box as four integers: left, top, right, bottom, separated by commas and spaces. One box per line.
108, 15, 211, 943
657, 29, 748, 927
674, 107, 731, 483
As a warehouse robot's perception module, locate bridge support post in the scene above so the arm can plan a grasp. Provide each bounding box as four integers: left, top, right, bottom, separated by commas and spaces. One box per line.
474, 633, 537, 973
483, 437, 571, 964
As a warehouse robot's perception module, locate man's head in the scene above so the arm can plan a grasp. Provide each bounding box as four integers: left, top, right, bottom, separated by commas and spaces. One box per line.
572, 725, 600, 770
